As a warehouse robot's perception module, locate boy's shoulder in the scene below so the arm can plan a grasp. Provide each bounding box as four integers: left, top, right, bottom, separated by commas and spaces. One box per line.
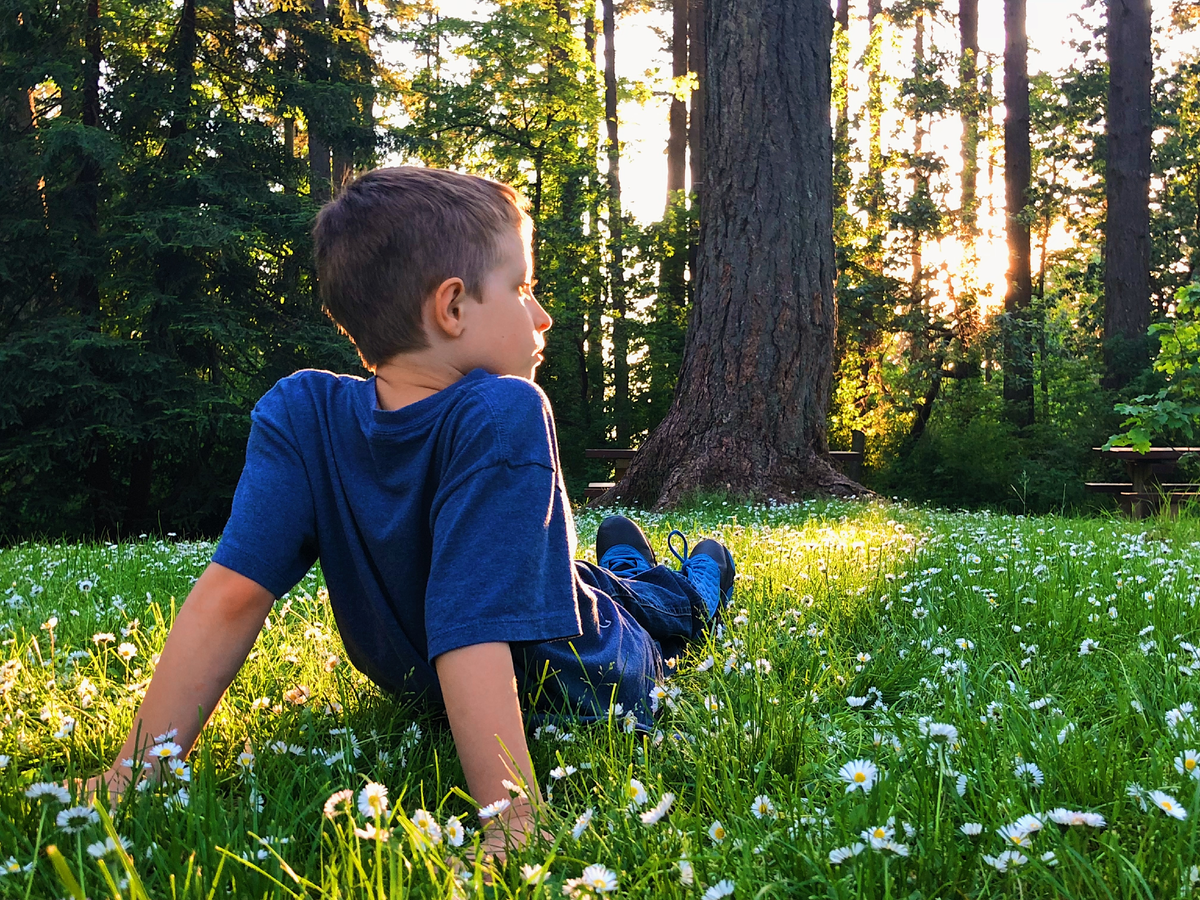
438, 373, 559, 468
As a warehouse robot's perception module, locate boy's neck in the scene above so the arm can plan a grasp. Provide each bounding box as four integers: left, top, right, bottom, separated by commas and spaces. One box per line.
372, 354, 472, 411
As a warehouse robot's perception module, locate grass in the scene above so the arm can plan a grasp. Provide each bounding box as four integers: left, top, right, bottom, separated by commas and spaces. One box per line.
1, 497, 1199, 898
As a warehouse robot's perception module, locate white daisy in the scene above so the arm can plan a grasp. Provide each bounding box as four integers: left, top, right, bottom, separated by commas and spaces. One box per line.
640, 792, 675, 825
861, 823, 894, 848
85, 835, 132, 859
520, 863, 549, 885
678, 857, 694, 885
56, 805, 99, 834
148, 742, 182, 761
983, 850, 1028, 872
24, 782, 71, 804
625, 778, 648, 806
1175, 749, 1200, 780
1046, 808, 1106, 827
708, 819, 727, 843
571, 808, 594, 840
410, 808, 441, 844
960, 822, 983, 836
837, 758, 879, 793
323, 789, 353, 819
701, 879, 736, 900
1148, 789, 1188, 820
750, 794, 775, 819
358, 782, 389, 818
1014, 761, 1044, 787
444, 815, 465, 847
829, 843, 866, 864
576, 863, 618, 893
477, 798, 511, 819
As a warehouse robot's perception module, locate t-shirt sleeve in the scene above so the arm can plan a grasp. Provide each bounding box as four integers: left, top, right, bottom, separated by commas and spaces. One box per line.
212, 391, 318, 598
423, 382, 582, 660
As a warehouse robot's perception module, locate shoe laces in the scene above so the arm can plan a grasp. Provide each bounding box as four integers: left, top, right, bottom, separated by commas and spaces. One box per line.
599, 544, 652, 578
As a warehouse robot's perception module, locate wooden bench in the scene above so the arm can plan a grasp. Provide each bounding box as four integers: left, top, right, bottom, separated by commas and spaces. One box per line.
1090, 446, 1200, 518
581, 431, 866, 502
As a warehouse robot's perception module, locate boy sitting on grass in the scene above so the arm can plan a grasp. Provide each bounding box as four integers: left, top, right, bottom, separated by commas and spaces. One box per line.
89, 166, 735, 855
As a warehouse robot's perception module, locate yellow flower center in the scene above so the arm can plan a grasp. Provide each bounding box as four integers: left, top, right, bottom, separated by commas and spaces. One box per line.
1163, 801, 1174, 810
873, 828, 885, 838
714, 827, 724, 839
854, 772, 866, 783
1187, 758, 1196, 771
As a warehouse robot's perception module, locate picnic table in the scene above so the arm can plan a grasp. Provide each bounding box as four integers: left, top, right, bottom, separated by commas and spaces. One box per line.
582, 431, 866, 501
1088, 447, 1200, 518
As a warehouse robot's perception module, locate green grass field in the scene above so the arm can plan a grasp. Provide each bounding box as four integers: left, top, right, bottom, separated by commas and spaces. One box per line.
2, 499, 1199, 898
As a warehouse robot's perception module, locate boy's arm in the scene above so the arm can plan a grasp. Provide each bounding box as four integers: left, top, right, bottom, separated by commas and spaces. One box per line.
435, 642, 540, 849
90, 561, 275, 795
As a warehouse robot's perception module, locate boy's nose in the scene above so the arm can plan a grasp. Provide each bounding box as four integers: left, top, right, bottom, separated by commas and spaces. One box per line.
534, 298, 552, 333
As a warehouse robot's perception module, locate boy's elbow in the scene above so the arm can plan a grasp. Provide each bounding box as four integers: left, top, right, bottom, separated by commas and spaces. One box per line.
190, 563, 276, 625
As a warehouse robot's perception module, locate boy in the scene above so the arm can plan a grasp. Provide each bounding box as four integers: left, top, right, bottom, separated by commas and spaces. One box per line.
90, 166, 734, 853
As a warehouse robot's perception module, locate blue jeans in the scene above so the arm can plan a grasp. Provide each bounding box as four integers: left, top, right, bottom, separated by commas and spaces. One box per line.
513, 561, 710, 730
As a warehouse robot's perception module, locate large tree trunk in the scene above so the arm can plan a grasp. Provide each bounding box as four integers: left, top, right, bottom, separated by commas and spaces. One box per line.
911, 11, 925, 310
1103, 0, 1152, 389
960, 0, 979, 239
602, 0, 630, 444
666, 0, 688, 200
1002, 0, 1034, 428
602, 0, 855, 509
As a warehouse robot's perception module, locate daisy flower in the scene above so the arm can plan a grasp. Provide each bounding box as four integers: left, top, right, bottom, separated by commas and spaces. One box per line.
444, 815, 465, 847
358, 782, 389, 819
1047, 808, 1106, 827
983, 850, 1028, 872
708, 820, 727, 843
353, 824, 390, 840
1014, 761, 1044, 787
410, 808, 442, 844
1175, 749, 1200, 780
1079, 638, 1099, 656
838, 758, 879, 793
678, 857, 694, 886
477, 798, 510, 819
918, 719, 959, 744
0, 857, 32, 875
640, 792, 675, 825
625, 778, 648, 806
520, 863, 549, 885
750, 794, 775, 819
960, 822, 983, 836
117, 642, 137, 661
701, 879, 736, 900
861, 823, 894, 848
236, 751, 255, 770
25, 782, 71, 804
571, 808, 594, 840
56, 805, 99, 834
1148, 789, 1188, 820
86, 835, 132, 859
148, 742, 182, 761
997, 823, 1035, 847
829, 843, 866, 864
575, 863, 618, 894
550, 765, 578, 780
323, 789, 353, 819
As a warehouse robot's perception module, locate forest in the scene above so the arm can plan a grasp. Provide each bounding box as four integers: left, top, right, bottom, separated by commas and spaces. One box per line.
2, 0, 1200, 537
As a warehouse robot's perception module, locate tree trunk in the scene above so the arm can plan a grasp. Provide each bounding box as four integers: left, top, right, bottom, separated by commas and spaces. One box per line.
911, 11, 925, 310
602, 0, 855, 508
1103, 0, 1152, 389
960, 0, 979, 239
602, 0, 630, 444
308, 0, 332, 205
1003, 0, 1034, 428
666, 0, 688, 200
834, 0, 851, 211
583, 7, 606, 435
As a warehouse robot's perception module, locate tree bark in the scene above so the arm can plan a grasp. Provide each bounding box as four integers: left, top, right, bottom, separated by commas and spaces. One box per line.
666, 0, 688, 200
911, 11, 925, 310
602, 0, 630, 444
602, 0, 855, 508
1103, 0, 1152, 389
960, 0, 979, 239
1003, 0, 1034, 428
308, 0, 332, 205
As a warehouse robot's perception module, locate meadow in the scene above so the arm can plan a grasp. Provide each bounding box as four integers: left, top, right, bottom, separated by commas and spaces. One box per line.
1, 498, 1199, 899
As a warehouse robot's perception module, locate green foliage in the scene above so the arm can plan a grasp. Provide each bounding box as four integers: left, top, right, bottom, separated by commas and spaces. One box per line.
1107, 282, 1200, 453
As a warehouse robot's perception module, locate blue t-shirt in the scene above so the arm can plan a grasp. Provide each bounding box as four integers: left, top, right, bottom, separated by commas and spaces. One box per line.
213, 368, 585, 706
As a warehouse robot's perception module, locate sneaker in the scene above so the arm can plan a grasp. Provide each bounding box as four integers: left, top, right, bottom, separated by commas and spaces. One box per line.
668, 531, 736, 620
596, 516, 656, 578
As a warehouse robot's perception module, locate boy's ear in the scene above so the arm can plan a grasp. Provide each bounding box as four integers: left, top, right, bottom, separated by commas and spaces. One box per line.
429, 276, 468, 338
